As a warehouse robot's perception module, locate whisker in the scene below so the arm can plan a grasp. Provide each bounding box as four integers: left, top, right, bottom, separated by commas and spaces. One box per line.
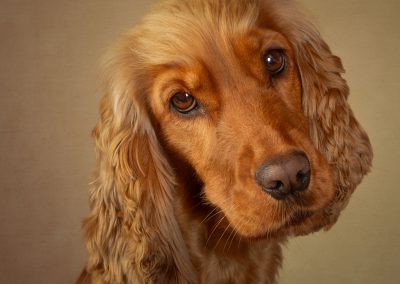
225, 218, 242, 253
205, 214, 226, 248
199, 206, 220, 225
216, 221, 231, 251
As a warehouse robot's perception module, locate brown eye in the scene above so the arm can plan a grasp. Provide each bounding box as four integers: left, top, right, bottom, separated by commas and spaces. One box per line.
264, 49, 287, 75
170, 92, 198, 114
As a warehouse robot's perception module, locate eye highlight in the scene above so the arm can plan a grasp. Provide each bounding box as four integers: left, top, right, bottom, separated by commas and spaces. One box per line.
170, 91, 198, 114
263, 49, 287, 76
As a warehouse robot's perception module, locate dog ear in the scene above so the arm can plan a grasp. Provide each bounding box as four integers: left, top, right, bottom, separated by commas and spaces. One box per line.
82, 39, 195, 283
272, 3, 373, 224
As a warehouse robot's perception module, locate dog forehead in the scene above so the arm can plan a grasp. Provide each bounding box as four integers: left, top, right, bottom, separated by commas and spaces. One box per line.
131, 0, 261, 65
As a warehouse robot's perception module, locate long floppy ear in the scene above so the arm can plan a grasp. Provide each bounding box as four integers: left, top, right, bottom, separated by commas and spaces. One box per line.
81, 38, 195, 283
296, 35, 373, 224
266, 0, 373, 225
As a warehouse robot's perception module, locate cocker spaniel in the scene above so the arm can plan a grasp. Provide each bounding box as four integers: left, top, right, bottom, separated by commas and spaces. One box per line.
78, 0, 372, 283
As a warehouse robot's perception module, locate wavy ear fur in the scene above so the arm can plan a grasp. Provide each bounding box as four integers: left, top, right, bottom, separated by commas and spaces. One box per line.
81, 37, 195, 283
261, 0, 373, 224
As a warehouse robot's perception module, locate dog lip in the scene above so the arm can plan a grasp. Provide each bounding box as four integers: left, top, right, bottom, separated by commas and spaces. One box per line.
285, 211, 314, 227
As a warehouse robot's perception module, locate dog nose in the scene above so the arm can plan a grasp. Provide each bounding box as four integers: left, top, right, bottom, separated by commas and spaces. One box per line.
255, 152, 311, 200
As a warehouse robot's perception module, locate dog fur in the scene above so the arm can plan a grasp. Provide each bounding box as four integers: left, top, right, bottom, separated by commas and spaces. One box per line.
78, 0, 372, 283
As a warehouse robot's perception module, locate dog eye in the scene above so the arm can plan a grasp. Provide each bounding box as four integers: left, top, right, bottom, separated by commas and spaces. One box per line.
170, 92, 198, 114
263, 49, 287, 76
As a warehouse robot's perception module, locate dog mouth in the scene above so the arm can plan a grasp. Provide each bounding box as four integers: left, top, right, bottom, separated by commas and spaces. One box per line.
240, 211, 316, 241
284, 211, 314, 227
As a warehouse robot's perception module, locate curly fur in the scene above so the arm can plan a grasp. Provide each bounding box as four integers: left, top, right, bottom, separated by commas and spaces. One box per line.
78, 0, 372, 283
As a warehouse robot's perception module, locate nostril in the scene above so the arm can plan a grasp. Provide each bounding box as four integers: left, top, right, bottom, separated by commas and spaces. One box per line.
262, 180, 290, 201
271, 180, 284, 190
265, 180, 285, 191
296, 170, 310, 184
295, 169, 311, 192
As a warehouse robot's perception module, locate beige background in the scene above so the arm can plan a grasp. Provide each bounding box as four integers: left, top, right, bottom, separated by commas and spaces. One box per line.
0, 0, 399, 283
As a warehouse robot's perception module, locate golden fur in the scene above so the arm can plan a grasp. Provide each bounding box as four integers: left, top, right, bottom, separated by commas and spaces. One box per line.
78, 0, 372, 283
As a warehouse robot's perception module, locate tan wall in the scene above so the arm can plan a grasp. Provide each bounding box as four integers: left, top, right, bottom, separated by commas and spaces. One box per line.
0, 0, 398, 283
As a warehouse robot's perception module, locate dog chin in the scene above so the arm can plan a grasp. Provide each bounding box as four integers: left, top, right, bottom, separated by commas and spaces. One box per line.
282, 209, 337, 238
232, 209, 329, 241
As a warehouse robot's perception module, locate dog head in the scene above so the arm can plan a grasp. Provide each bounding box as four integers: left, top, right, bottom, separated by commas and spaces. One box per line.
84, 0, 372, 281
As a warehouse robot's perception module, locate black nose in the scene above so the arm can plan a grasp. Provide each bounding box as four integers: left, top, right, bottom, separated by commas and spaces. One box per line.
255, 152, 311, 200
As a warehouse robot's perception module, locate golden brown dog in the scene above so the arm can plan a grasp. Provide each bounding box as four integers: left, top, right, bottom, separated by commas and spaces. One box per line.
78, 0, 372, 283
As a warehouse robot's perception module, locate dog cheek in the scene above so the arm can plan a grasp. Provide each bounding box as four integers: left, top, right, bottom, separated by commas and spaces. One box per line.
161, 120, 213, 165
307, 150, 336, 211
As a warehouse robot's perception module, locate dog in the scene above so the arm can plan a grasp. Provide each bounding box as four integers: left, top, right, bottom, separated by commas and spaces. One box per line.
78, 0, 372, 283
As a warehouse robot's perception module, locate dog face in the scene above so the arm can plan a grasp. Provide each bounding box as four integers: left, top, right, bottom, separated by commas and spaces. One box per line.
148, 24, 336, 238
95, 0, 372, 243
